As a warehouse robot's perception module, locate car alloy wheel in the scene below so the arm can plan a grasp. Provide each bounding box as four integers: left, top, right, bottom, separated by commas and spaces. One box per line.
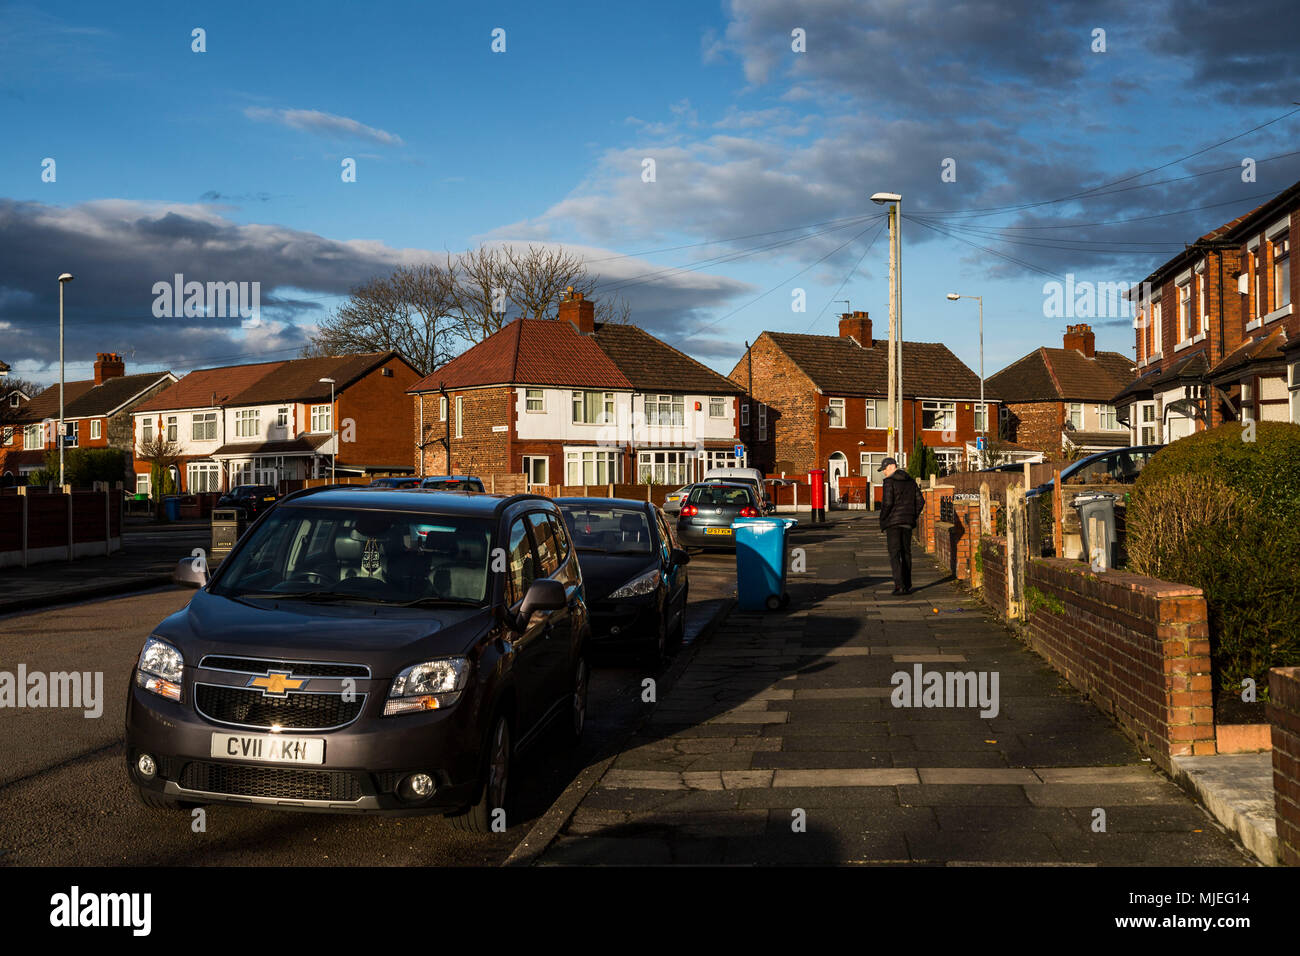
571, 657, 588, 739
487, 716, 510, 813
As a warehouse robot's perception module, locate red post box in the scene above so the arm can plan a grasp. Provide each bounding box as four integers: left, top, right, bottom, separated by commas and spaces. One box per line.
808, 468, 826, 523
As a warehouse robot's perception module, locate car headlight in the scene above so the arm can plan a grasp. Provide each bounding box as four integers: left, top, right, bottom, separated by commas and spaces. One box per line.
135, 636, 183, 702
609, 569, 661, 599
385, 658, 470, 716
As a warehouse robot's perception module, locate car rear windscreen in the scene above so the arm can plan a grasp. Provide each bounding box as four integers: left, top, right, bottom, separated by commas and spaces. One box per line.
559, 507, 653, 554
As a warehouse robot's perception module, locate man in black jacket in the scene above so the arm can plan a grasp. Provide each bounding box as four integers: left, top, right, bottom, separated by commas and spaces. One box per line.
878, 458, 924, 595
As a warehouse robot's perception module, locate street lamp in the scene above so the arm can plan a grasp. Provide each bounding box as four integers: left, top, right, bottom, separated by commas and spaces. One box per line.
871, 192, 902, 457
57, 273, 74, 487
947, 293, 985, 459
318, 378, 336, 482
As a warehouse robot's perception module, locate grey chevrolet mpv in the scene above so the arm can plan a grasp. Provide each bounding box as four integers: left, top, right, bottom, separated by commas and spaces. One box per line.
125, 485, 591, 831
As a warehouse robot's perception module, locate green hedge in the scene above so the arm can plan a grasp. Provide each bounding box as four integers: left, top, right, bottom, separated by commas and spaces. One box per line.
28, 447, 129, 488
1127, 422, 1300, 698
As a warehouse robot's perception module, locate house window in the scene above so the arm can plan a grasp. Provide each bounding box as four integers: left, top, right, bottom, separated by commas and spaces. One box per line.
740, 403, 749, 427
311, 404, 332, 433
1067, 403, 1083, 430
276, 406, 289, 428
758, 405, 767, 441
1099, 404, 1118, 430
934, 448, 962, 476
24, 423, 41, 450
1248, 247, 1262, 320
8, 393, 18, 407
1196, 265, 1207, 334
865, 399, 884, 428
638, 450, 689, 485
921, 401, 956, 431
523, 456, 548, 485
90, 419, 101, 441
235, 409, 259, 438
1151, 299, 1162, 354
645, 394, 684, 427
1241, 380, 1255, 424
65, 421, 79, 447
571, 390, 614, 425
187, 462, 220, 493
165, 415, 178, 442
455, 396, 464, 438
565, 449, 621, 485
709, 396, 726, 418
191, 412, 217, 441
1177, 280, 1192, 341
438, 395, 447, 421
860, 452, 888, 481
525, 388, 544, 413
1289, 360, 1300, 424
1273, 236, 1290, 311
700, 449, 742, 473
136, 473, 150, 495
828, 398, 845, 428
973, 403, 988, 433
1138, 402, 1158, 445
141, 418, 154, 444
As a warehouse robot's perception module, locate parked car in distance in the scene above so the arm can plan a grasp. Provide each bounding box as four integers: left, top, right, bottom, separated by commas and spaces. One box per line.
421, 475, 486, 493
662, 485, 692, 515
676, 481, 763, 549
368, 476, 422, 489
133, 486, 591, 832
980, 461, 1036, 473
215, 484, 280, 517
556, 498, 689, 663
700, 467, 772, 512
1027, 445, 1163, 498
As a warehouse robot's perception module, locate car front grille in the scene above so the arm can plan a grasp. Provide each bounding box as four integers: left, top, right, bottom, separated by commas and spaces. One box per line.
180, 761, 362, 801
195, 684, 365, 730
199, 656, 370, 678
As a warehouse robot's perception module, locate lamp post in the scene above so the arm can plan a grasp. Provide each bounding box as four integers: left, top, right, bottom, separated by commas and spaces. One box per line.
318, 377, 336, 482
871, 192, 902, 458
57, 273, 74, 487
946, 294, 985, 447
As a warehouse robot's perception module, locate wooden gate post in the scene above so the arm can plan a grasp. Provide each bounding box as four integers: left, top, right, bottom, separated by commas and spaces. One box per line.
1006, 484, 1027, 620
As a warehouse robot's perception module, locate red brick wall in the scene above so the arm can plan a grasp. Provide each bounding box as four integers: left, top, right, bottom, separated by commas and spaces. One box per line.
1004, 400, 1062, 454
414, 386, 512, 477
337, 358, 419, 470
981, 535, 1008, 619
934, 520, 956, 576
729, 337, 818, 474
1021, 558, 1215, 773
1268, 666, 1300, 866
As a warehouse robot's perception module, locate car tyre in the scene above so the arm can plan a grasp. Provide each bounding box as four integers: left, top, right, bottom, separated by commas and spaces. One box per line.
666, 587, 687, 653
449, 713, 512, 834
561, 653, 589, 747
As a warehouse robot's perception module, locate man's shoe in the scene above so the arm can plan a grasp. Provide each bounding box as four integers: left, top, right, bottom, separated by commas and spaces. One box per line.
901, 587, 913, 595
891, 587, 903, 595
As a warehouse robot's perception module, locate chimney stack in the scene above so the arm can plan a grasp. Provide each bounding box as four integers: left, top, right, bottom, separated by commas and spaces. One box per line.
557, 287, 595, 335
94, 352, 125, 385
838, 310, 873, 347
1063, 323, 1095, 358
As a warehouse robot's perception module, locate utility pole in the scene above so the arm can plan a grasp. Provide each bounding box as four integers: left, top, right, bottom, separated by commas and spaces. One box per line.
872, 193, 902, 457
57, 273, 74, 486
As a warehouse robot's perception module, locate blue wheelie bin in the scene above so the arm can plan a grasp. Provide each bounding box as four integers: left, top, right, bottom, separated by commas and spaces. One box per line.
163, 496, 181, 522
734, 516, 798, 611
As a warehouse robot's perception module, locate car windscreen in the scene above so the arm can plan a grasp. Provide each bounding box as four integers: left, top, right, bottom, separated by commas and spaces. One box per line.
212, 506, 494, 606
559, 506, 653, 554
687, 485, 755, 507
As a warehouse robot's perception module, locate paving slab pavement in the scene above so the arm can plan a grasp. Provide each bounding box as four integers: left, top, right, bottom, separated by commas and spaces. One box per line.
532, 512, 1257, 866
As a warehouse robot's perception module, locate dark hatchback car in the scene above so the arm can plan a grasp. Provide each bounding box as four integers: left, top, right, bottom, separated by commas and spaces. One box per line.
1026, 445, 1163, 499
215, 484, 280, 517
675, 482, 762, 550
422, 475, 486, 493
368, 476, 422, 489
556, 498, 690, 663
126, 486, 591, 831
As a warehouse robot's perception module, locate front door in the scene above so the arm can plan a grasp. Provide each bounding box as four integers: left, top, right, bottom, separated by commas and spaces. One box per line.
828, 453, 848, 502
523, 456, 548, 491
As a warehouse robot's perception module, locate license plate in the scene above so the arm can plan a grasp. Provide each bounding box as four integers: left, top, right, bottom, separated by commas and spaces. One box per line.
210, 732, 324, 764
704, 527, 732, 536
263, 496, 276, 502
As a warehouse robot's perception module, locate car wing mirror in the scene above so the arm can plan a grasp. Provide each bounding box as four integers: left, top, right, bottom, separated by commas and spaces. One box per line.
173, 555, 209, 589
670, 547, 690, 567
515, 578, 566, 630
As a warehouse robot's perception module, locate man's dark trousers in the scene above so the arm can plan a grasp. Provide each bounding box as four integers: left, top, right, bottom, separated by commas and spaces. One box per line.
885, 526, 913, 591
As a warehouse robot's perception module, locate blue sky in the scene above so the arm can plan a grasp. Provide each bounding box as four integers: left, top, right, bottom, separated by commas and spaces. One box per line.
2, 0, 1297, 387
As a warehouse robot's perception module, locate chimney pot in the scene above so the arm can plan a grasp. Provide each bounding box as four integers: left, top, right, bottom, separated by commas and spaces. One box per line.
838, 311, 872, 347
94, 351, 126, 385
558, 292, 596, 335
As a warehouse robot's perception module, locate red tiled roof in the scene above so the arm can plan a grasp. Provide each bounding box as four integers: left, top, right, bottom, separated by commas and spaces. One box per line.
592, 323, 742, 393
762, 332, 988, 399
135, 361, 287, 412
409, 319, 631, 392
17, 373, 173, 422
989, 347, 1133, 403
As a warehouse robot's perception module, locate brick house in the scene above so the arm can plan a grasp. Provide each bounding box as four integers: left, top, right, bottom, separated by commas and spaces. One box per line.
1115, 178, 1299, 440
0, 353, 175, 483
408, 291, 744, 487
986, 323, 1133, 457
729, 311, 997, 500
131, 351, 419, 494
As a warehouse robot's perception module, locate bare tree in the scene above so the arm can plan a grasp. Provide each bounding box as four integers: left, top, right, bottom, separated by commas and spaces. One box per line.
302, 263, 460, 376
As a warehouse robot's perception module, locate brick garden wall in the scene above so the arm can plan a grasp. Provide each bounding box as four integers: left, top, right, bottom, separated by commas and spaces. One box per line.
1268, 666, 1300, 866
1020, 559, 1215, 773
981, 535, 1008, 619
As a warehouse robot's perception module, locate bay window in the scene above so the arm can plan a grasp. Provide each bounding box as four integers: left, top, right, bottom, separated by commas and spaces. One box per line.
645, 394, 684, 427
565, 449, 621, 485
572, 390, 615, 425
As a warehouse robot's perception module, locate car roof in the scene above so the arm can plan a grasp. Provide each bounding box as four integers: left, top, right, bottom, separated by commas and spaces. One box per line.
276, 486, 551, 517
422, 475, 481, 481
554, 497, 650, 510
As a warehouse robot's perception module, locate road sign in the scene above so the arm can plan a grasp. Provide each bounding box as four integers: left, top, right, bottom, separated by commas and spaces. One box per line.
976, 436, 987, 450
734, 444, 744, 458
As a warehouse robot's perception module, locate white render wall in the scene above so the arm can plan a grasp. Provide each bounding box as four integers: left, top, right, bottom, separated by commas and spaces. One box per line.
512, 387, 736, 446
